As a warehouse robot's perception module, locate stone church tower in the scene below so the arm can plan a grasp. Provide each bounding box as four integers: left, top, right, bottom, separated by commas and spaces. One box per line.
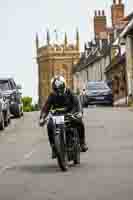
36, 30, 80, 105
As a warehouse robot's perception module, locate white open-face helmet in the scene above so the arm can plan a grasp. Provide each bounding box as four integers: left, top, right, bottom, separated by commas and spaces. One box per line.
51, 75, 66, 95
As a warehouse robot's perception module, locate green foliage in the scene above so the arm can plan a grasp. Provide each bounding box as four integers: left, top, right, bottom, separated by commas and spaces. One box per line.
22, 97, 39, 112
22, 97, 32, 107
23, 106, 32, 112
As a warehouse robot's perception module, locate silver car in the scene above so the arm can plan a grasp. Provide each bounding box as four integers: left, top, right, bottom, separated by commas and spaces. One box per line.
0, 90, 11, 130
0, 78, 23, 118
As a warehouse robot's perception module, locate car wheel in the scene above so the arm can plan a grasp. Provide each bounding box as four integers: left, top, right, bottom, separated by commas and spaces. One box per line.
4, 111, 9, 127
0, 113, 5, 130
21, 107, 24, 116
15, 105, 21, 118
16, 112, 21, 118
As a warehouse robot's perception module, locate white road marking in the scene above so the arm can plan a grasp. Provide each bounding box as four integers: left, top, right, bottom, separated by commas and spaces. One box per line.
0, 162, 17, 175
24, 148, 37, 159
0, 147, 38, 175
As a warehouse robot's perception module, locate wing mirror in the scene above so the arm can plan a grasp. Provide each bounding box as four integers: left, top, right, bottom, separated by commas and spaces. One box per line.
16, 84, 22, 90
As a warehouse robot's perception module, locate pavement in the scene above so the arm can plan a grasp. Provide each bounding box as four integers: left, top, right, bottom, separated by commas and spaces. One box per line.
0, 108, 133, 199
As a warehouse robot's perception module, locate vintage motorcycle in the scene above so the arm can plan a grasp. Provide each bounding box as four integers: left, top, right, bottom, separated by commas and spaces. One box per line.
43, 109, 81, 172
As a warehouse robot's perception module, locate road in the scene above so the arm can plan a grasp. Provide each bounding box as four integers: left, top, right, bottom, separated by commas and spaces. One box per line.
0, 108, 133, 199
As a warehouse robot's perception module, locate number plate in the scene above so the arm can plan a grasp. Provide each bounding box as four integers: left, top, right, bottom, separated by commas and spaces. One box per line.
53, 116, 64, 124
96, 97, 104, 100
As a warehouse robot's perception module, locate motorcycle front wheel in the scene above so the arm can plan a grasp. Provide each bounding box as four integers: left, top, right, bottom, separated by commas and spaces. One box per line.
54, 130, 68, 172
73, 128, 80, 165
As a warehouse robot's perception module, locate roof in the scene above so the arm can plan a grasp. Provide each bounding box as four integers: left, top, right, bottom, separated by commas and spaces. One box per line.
120, 17, 133, 38
122, 11, 133, 22
73, 45, 111, 73
0, 78, 13, 81
105, 54, 126, 73
73, 52, 100, 73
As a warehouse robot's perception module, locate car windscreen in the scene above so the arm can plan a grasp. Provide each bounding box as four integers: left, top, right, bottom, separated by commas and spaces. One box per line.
0, 81, 10, 91
87, 83, 109, 90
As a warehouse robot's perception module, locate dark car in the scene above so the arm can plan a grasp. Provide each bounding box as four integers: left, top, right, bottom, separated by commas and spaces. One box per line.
0, 90, 11, 130
81, 81, 113, 106
0, 78, 23, 118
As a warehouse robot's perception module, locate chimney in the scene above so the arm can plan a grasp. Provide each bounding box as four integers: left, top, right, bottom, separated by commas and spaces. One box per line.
35, 33, 39, 50
98, 10, 101, 16
94, 10, 107, 40
95, 10, 97, 16
113, 0, 116, 4
111, 0, 125, 27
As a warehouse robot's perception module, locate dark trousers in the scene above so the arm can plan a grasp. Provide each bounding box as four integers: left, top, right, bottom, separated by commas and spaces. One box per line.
47, 118, 86, 147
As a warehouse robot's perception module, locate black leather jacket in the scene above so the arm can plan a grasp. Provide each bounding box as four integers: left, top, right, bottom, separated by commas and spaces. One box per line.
40, 89, 83, 118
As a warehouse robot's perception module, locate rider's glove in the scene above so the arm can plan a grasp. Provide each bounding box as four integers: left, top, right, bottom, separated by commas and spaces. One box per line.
75, 112, 82, 119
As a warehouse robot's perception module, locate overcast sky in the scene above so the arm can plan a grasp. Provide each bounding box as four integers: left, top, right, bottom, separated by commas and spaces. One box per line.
0, 0, 132, 102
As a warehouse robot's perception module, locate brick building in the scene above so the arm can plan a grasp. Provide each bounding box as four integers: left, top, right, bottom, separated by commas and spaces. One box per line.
73, 0, 127, 95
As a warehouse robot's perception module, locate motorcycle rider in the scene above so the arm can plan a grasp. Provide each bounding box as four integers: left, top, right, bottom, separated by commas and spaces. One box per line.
39, 75, 88, 157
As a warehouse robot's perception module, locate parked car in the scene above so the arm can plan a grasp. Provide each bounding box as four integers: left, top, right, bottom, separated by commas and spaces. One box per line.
0, 90, 11, 130
0, 78, 23, 118
81, 81, 113, 107
0, 99, 4, 130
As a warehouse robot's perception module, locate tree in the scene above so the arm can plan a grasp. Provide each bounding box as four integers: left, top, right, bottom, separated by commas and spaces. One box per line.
22, 97, 40, 112
22, 97, 33, 112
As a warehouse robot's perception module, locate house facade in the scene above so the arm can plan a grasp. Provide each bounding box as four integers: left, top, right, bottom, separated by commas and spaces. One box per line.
105, 13, 133, 106
73, 0, 126, 93
73, 44, 111, 92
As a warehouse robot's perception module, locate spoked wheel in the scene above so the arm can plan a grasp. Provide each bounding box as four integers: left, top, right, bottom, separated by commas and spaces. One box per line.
54, 131, 68, 172
73, 129, 80, 165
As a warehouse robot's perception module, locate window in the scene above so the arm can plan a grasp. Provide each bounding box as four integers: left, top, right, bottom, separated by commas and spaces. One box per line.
0, 80, 10, 91
10, 80, 16, 89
